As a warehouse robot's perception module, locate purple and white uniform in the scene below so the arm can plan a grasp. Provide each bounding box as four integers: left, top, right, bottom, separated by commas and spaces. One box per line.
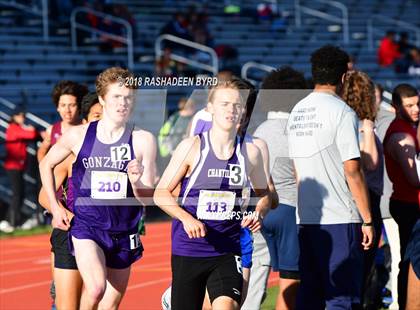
189, 108, 212, 137
172, 131, 248, 257
70, 121, 143, 269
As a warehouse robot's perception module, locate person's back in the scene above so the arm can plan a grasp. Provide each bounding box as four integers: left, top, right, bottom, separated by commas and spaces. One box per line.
256, 116, 295, 205
289, 92, 361, 223
287, 45, 373, 310
244, 67, 307, 310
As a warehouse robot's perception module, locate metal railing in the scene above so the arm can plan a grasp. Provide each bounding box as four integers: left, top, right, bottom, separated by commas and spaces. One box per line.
155, 34, 219, 76
0, 184, 38, 210
367, 15, 420, 51
70, 6, 134, 70
295, 0, 349, 44
241, 61, 275, 85
0, 0, 49, 41
0, 97, 50, 129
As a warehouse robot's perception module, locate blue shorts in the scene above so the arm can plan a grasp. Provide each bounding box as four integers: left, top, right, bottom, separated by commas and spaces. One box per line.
405, 219, 420, 279
240, 228, 253, 268
70, 220, 143, 269
262, 203, 299, 273
297, 223, 364, 309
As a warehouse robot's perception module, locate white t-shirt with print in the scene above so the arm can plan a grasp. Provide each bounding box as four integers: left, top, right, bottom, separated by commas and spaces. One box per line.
287, 92, 362, 224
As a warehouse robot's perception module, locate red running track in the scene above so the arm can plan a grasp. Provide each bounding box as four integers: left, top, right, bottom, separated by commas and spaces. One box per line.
0, 222, 277, 309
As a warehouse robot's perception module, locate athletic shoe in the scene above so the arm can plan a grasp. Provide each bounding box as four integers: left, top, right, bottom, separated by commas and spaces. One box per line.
161, 286, 171, 310
20, 218, 38, 230
0, 220, 14, 233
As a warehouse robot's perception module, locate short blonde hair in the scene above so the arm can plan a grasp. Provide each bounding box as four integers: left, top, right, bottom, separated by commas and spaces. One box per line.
95, 67, 135, 98
208, 76, 250, 104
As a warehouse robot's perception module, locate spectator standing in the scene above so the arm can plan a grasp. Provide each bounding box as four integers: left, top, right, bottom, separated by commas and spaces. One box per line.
378, 31, 401, 67
341, 71, 384, 309
243, 66, 307, 310
1, 106, 39, 232
288, 45, 374, 309
383, 84, 420, 309
374, 84, 400, 310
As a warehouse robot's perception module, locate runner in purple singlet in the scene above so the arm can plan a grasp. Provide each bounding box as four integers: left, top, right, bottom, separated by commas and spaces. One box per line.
40, 67, 157, 309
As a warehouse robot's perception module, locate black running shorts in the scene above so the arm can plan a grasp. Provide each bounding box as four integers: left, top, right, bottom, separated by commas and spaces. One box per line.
50, 228, 78, 270
171, 253, 243, 310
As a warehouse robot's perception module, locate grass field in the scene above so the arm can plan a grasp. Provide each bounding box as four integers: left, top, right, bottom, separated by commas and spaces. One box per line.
0, 225, 51, 238
261, 286, 279, 310
260, 286, 390, 310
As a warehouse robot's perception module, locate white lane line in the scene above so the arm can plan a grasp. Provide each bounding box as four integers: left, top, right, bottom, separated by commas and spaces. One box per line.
0, 265, 50, 277
0, 256, 50, 265
126, 277, 172, 291
0, 280, 51, 294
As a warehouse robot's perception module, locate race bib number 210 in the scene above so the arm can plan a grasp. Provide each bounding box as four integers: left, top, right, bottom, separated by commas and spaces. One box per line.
91, 171, 128, 199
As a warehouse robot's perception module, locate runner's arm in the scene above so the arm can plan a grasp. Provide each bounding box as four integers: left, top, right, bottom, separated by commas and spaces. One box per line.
154, 137, 207, 238
37, 125, 52, 162
130, 130, 158, 205
38, 156, 74, 220
39, 127, 79, 229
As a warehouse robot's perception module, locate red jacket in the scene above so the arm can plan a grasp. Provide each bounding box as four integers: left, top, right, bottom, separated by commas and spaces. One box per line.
4, 123, 38, 171
378, 37, 401, 66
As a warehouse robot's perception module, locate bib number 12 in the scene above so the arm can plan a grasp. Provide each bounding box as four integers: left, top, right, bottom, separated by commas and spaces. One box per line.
110, 144, 131, 162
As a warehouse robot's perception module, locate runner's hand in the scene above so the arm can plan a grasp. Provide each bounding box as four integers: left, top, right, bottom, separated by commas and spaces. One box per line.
361, 225, 374, 250
241, 213, 262, 233
51, 203, 70, 230
182, 216, 206, 238
127, 159, 144, 186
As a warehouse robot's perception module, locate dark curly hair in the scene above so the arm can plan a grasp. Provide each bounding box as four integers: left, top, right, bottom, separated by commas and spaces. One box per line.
261, 66, 307, 90
341, 71, 376, 121
81, 92, 99, 121
51, 80, 88, 109
311, 45, 349, 86
259, 66, 308, 113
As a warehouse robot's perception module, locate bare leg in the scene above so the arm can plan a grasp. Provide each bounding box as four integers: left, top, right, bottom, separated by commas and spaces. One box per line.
276, 278, 299, 310
406, 263, 420, 310
72, 237, 107, 310
212, 296, 239, 310
202, 290, 211, 310
54, 268, 83, 310
98, 267, 131, 310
